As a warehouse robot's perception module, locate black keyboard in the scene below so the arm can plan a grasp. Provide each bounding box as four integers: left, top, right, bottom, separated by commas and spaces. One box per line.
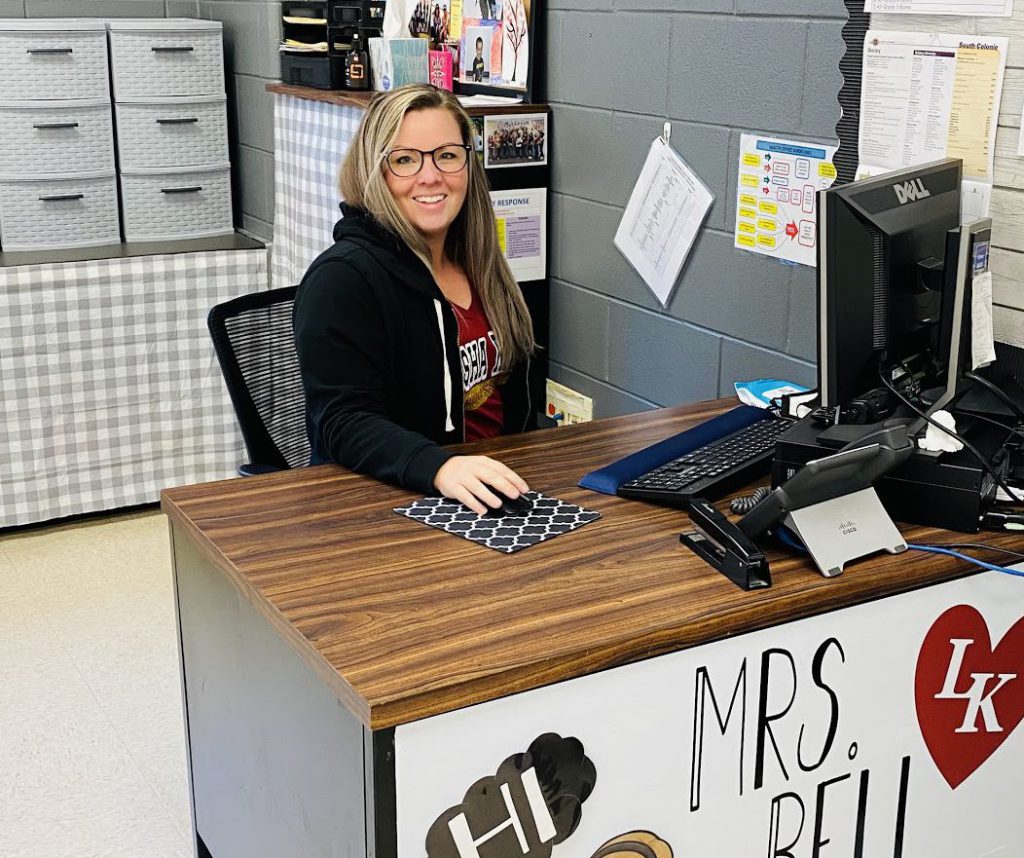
618, 418, 790, 508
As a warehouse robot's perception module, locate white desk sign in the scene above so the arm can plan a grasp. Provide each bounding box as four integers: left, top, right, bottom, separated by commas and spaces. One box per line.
396, 571, 1024, 858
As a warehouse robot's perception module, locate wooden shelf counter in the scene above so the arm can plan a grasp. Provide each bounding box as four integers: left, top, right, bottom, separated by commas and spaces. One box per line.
267, 82, 550, 116
162, 398, 1024, 858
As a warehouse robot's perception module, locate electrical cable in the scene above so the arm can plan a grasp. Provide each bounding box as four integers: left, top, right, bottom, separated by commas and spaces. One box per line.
960, 410, 1024, 440
774, 525, 807, 553
964, 371, 1024, 421
768, 509, 1023, 577
877, 364, 1021, 505
773, 528, 1024, 578
923, 542, 1024, 562
906, 543, 1024, 578
729, 486, 771, 515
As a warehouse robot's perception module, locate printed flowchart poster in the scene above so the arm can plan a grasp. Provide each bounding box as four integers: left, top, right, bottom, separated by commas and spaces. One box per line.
734, 135, 838, 268
490, 188, 545, 282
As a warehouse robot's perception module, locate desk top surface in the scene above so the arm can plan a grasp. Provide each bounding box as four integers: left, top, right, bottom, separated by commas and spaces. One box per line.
161, 399, 1019, 730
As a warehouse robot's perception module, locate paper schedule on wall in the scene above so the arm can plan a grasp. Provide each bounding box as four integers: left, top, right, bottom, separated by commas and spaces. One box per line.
857, 30, 1008, 212
613, 136, 714, 307
866, 0, 1013, 14
733, 135, 838, 268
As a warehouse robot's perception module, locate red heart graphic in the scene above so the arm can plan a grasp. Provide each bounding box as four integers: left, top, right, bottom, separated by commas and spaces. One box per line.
915, 605, 1024, 788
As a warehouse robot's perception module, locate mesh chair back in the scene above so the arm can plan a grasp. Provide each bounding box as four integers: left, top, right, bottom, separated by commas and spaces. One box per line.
208, 286, 310, 470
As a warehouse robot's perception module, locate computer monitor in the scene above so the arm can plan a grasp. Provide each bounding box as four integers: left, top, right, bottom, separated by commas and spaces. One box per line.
817, 158, 964, 412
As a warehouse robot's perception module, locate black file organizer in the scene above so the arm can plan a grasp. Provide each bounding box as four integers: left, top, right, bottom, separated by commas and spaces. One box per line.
279, 1, 385, 90
280, 1, 343, 90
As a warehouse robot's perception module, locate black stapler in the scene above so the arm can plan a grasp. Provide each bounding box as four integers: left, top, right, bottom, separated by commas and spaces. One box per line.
679, 498, 771, 591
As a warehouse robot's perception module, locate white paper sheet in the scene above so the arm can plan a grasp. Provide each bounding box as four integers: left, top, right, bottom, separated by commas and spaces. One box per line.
489, 188, 546, 282
971, 270, 997, 368
859, 31, 1007, 187
383, 0, 413, 37
733, 134, 838, 267
962, 179, 993, 219
866, 0, 1013, 15
614, 136, 714, 307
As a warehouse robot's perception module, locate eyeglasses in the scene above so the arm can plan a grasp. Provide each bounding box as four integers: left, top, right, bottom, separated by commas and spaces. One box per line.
384, 144, 472, 177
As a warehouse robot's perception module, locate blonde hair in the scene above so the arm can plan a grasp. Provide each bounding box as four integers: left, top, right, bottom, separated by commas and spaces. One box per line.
339, 84, 535, 365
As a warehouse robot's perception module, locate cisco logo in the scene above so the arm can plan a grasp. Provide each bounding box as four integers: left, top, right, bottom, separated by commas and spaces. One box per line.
893, 178, 931, 205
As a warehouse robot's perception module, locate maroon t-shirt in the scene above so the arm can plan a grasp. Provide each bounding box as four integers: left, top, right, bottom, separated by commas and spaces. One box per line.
451, 294, 506, 442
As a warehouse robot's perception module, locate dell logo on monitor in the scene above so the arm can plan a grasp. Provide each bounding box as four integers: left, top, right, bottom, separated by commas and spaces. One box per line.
893, 178, 931, 205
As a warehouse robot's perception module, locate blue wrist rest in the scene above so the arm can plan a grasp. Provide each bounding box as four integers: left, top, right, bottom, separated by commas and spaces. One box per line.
578, 405, 768, 495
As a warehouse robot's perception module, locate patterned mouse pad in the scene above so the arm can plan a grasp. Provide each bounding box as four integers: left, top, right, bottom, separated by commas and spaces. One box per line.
394, 492, 601, 553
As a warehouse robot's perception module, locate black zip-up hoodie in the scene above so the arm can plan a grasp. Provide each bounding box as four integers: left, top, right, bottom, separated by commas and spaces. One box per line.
293, 203, 532, 494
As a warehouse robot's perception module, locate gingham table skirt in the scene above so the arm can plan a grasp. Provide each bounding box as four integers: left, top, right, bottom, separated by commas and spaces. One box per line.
0, 248, 266, 527
272, 94, 362, 290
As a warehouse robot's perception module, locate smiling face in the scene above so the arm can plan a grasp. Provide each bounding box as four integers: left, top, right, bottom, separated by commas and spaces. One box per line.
383, 107, 469, 248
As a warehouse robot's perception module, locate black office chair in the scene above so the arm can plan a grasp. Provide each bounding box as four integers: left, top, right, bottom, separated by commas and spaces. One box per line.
208, 286, 310, 475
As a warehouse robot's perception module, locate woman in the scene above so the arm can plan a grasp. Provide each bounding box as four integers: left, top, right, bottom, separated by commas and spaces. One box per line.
293, 85, 536, 515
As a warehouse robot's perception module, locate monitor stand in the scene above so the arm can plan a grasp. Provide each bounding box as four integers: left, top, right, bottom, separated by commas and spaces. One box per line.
955, 376, 1024, 419
783, 487, 908, 578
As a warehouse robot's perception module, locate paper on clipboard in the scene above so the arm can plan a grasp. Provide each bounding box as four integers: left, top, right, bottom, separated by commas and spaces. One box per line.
613, 135, 714, 307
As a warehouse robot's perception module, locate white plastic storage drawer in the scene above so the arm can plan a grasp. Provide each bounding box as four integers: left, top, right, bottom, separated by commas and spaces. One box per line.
0, 100, 115, 176
120, 166, 233, 241
0, 20, 110, 101
0, 173, 120, 251
115, 97, 229, 170
108, 20, 225, 100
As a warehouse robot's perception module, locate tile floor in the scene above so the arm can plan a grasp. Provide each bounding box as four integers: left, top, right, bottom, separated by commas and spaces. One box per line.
0, 509, 194, 858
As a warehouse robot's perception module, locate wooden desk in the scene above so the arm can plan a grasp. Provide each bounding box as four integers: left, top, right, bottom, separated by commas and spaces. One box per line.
162, 399, 1024, 858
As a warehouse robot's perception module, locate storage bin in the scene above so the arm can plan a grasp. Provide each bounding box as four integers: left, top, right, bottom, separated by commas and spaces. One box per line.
0, 20, 109, 101
120, 165, 233, 241
0, 99, 115, 176
280, 51, 344, 90
115, 97, 228, 170
0, 172, 119, 251
108, 19, 225, 100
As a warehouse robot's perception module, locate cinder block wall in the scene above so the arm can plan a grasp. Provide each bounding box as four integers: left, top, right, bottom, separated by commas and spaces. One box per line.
545, 1, 847, 417
1, 0, 281, 242
193, 0, 281, 241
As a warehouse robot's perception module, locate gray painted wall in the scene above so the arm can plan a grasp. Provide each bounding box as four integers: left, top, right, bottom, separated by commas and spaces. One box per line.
1, 0, 281, 242
194, 0, 281, 241
10, 1, 848, 404
545, 1, 847, 417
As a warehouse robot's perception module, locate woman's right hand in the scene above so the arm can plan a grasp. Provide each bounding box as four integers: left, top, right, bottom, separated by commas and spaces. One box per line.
433, 455, 530, 515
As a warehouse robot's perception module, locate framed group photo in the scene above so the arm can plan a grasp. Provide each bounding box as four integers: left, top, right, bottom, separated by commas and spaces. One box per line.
483, 113, 548, 169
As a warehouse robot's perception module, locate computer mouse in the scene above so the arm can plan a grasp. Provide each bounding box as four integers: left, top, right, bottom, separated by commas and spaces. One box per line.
481, 490, 534, 518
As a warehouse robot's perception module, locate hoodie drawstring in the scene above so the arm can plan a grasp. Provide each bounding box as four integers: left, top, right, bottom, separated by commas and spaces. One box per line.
433, 299, 456, 433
